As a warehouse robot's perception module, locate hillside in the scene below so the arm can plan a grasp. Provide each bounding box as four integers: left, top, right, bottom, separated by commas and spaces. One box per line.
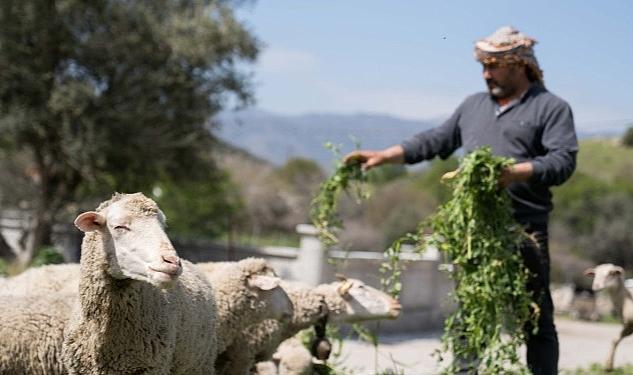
576, 138, 633, 184
214, 109, 436, 170
214, 109, 628, 172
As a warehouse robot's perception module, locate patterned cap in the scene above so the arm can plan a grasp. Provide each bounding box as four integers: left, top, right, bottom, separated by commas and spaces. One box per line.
474, 26, 544, 86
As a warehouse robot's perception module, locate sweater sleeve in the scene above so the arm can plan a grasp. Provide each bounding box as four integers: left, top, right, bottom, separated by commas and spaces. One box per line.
400, 103, 463, 164
529, 101, 578, 186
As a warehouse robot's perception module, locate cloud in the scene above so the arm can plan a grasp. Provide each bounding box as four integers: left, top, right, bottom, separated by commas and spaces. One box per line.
254, 48, 469, 120
314, 82, 462, 120
258, 47, 319, 75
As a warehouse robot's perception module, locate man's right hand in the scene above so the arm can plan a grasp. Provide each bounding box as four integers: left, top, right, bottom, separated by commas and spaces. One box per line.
343, 145, 405, 171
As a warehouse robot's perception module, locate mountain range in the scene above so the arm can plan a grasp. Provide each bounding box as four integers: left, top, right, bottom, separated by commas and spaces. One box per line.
214, 109, 436, 170
214, 109, 628, 170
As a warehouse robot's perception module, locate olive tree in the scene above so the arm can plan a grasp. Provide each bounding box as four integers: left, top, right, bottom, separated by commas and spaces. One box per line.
0, 0, 259, 263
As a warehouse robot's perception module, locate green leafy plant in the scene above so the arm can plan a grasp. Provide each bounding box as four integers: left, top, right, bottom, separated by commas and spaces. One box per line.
297, 325, 355, 375
0, 258, 7, 276
379, 230, 422, 299
562, 362, 633, 375
311, 145, 537, 374
30, 246, 64, 268
310, 143, 370, 248
427, 147, 537, 374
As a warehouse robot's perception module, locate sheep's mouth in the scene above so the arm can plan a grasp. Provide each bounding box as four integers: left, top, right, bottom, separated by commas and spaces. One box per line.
388, 302, 402, 318
148, 264, 182, 279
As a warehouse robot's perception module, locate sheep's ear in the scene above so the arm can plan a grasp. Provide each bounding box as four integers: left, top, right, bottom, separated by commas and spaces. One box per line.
584, 268, 595, 277
335, 273, 347, 282
248, 274, 280, 291
74, 212, 106, 232
337, 280, 353, 296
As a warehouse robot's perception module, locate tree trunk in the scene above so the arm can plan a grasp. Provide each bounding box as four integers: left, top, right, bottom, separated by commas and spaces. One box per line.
17, 207, 54, 266
0, 231, 16, 262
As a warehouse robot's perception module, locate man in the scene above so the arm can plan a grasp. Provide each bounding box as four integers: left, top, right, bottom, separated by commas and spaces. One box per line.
345, 26, 578, 374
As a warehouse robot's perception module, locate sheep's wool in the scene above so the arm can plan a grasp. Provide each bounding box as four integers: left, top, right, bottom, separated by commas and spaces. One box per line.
96, 192, 158, 217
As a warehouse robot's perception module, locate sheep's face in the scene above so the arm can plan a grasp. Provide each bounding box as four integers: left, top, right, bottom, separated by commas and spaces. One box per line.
75, 193, 182, 288
330, 278, 402, 322
585, 264, 624, 291
246, 271, 293, 322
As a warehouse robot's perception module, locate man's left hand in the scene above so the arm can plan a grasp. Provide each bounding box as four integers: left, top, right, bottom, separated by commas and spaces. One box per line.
499, 162, 534, 187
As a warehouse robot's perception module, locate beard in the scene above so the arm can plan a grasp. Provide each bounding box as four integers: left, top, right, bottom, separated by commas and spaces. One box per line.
486, 79, 517, 99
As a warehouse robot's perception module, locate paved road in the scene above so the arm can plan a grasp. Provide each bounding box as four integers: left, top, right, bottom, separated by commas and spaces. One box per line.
336, 318, 633, 374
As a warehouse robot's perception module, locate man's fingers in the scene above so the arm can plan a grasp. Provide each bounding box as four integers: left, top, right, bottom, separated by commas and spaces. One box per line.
362, 158, 379, 171
343, 151, 363, 164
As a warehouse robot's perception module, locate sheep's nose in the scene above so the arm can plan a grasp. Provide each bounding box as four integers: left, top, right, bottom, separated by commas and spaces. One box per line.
162, 254, 181, 266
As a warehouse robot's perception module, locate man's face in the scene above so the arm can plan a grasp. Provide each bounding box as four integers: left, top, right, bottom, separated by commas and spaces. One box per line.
482, 63, 524, 99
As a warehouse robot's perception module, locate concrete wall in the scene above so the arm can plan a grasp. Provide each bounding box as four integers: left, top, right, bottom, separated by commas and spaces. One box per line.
173, 224, 455, 333
1, 213, 453, 333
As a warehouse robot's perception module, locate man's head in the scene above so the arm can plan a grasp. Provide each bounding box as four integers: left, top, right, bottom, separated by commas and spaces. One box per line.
475, 26, 543, 98
482, 62, 528, 99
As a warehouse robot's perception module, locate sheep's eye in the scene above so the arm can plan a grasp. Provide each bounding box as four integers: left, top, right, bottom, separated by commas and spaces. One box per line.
114, 225, 130, 231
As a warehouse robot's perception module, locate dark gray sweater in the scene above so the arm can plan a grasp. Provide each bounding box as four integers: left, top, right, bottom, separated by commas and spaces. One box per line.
401, 85, 578, 224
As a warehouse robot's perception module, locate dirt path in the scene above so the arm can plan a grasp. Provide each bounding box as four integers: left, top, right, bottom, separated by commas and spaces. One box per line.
336, 318, 633, 374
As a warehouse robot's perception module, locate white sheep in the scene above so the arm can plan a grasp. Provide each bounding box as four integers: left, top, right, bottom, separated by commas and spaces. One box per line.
0, 263, 79, 295
197, 258, 294, 354
0, 259, 293, 374
271, 337, 313, 375
218, 276, 402, 375
62, 192, 218, 375
585, 263, 633, 371
0, 293, 75, 374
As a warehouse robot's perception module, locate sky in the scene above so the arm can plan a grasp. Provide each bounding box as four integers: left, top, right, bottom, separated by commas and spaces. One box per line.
236, 1, 633, 132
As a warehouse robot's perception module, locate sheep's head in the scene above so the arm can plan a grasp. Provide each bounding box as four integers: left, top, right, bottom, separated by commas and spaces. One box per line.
74, 193, 182, 288
584, 263, 625, 291
325, 275, 402, 323
240, 258, 293, 322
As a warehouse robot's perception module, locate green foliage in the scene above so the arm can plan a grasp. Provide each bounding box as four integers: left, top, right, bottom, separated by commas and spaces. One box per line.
297, 325, 353, 375
551, 168, 633, 269
366, 164, 407, 185
548, 139, 633, 273
310, 144, 369, 247
562, 363, 633, 375
0, 258, 7, 276
425, 147, 536, 374
30, 247, 64, 267
622, 126, 633, 147
552, 172, 615, 232
412, 158, 460, 203
575, 140, 633, 188
153, 170, 244, 239
276, 158, 325, 188
575, 192, 633, 269
0, 0, 259, 260
380, 230, 422, 298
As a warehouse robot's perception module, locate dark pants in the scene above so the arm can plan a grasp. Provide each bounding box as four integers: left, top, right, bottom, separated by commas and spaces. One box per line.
520, 222, 558, 375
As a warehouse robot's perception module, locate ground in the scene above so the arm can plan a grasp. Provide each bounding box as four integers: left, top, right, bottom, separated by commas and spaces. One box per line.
336, 317, 633, 374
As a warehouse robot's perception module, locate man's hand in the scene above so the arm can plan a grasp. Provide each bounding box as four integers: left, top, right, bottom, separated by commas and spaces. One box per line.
343, 150, 384, 171
499, 162, 534, 188
343, 145, 405, 171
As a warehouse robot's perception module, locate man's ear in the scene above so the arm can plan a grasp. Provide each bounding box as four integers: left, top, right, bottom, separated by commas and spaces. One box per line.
74, 212, 106, 232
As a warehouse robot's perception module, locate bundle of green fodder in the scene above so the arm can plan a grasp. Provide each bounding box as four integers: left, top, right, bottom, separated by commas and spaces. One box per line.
309, 150, 368, 248
429, 146, 537, 374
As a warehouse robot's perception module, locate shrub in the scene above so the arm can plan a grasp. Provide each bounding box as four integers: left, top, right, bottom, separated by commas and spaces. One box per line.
30, 246, 64, 267
622, 126, 633, 147
0, 258, 7, 276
